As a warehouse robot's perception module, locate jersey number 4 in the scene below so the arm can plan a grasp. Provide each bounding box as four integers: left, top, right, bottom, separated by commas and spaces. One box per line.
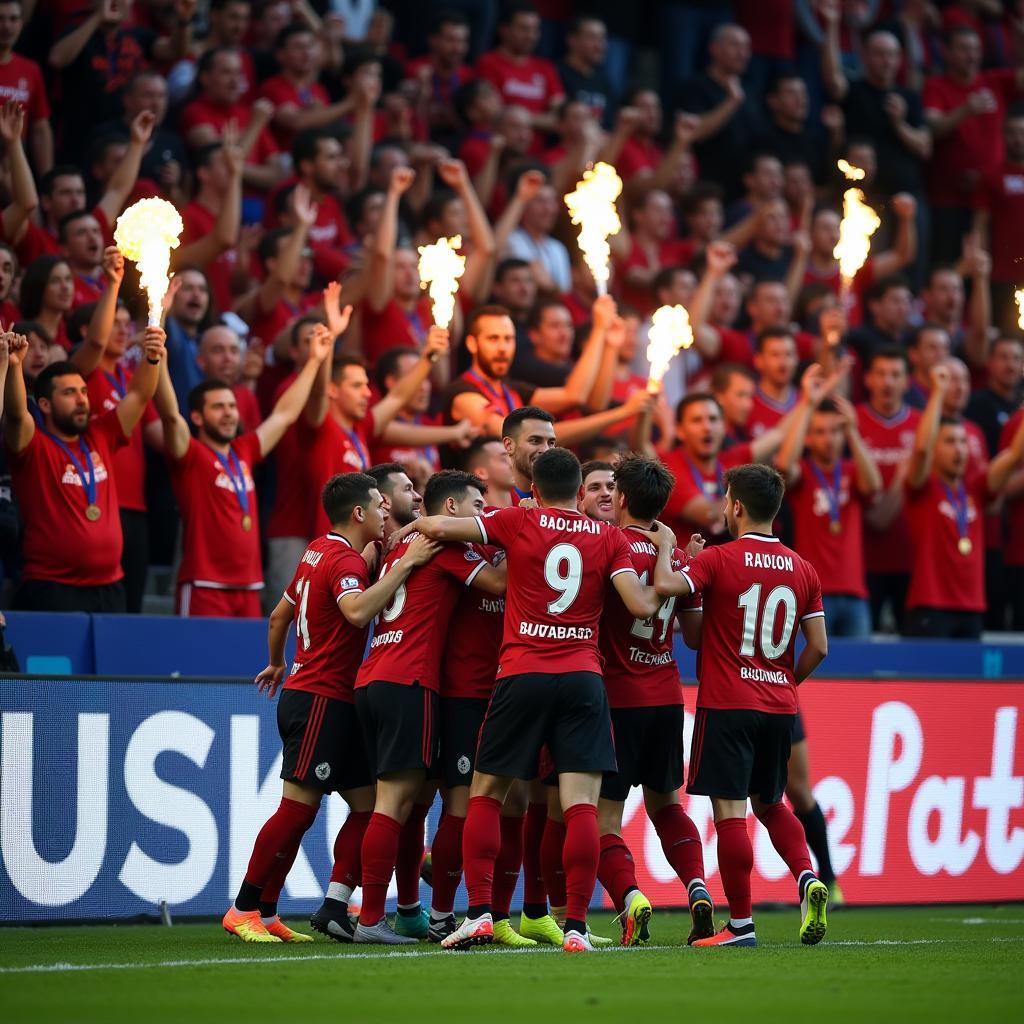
630, 570, 675, 643
737, 583, 797, 660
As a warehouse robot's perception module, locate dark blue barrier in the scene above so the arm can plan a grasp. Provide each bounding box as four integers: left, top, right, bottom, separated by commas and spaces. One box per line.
4, 612, 94, 675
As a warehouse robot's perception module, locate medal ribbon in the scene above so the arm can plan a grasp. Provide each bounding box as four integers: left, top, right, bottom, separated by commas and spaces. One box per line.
42, 431, 97, 511
685, 455, 724, 500
103, 364, 127, 399
466, 370, 517, 417
809, 460, 843, 531
341, 427, 370, 470
942, 481, 970, 544
209, 444, 251, 518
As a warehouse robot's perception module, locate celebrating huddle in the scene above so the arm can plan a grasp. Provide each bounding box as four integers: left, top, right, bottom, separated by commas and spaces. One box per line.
223, 411, 831, 953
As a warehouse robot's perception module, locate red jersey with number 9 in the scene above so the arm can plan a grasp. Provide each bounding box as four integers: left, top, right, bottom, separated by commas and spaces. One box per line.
282, 533, 370, 703
680, 533, 824, 714
599, 528, 701, 708
474, 506, 637, 679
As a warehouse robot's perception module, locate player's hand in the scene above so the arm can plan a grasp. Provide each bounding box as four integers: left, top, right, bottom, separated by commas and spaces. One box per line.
424, 325, 450, 361
130, 109, 156, 146
436, 158, 469, 191
0, 98, 24, 145
516, 497, 538, 509
101, 246, 125, 285
389, 165, 416, 196
515, 168, 546, 204
384, 519, 417, 554
591, 293, 617, 332
222, 119, 245, 177
0, 332, 9, 371
323, 281, 353, 337
142, 326, 166, 362
403, 534, 442, 566
450, 418, 480, 448
685, 533, 705, 559
255, 662, 286, 698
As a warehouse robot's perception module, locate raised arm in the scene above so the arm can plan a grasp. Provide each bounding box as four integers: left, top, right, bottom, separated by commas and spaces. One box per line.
368, 326, 449, 436
70, 247, 124, 376
0, 101, 39, 243
819, 0, 849, 102
305, 282, 352, 428
116, 326, 165, 435
96, 111, 155, 226
412, 513, 486, 544
987, 411, 1024, 495
152, 0, 196, 63
687, 240, 735, 357
871, 193, 917, 278
436, 159, 496, 303
258, 185, 316, 315
347, 65, 383, 192
835, 394, 883, 495
553, 389, 655, 446
906, 364, 949, 489
154, 352, 190, 460
769, 365, 826, 478
48, 6, 102, 70
687, 78, 745, 144
961, 236, 992, 370
1, 332, 32, 452
366, 166, 414, 312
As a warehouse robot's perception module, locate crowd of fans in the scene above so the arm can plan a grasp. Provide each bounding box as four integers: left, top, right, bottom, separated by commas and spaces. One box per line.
1, 0, 1023, 638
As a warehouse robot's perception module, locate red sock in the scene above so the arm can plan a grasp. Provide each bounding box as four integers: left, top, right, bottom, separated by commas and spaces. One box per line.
259, 831, 304, 910
758, 802, 814, 882
652, 804, 705, 888
395, 801, 430, 907
715, 817, 753, 921
359, 812, 403, 926
562, 804, 599, 924
429, 813, 465, 914
329, 810, 372, 887
462, 795, 503, 909
521, 802, 547, 906
240, 798, 318, 908
492, 814, 524, 916
597, 834, 637, 913
540, 818, 567, 907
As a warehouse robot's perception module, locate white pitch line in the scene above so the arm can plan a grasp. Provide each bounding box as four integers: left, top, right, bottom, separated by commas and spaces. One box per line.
1, 936, 1023, 976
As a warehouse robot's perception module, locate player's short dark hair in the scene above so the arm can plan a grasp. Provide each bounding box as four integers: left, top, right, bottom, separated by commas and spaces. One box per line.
756, 326, 795, 352
368, 462, 407, 495
613, 453, 676, 521
321, 472, 376, 525
581, 459, 614, 481
39, 164, 84, 198
533, 447, 580, 502
723, 463, 785, 523
423, 469, 485, 514
375, 346, 420, 391
331, 353, 367, 382
502, 405, 554, 440
675, 392, 722, 425
710, 362, 755, 394
188, 377, 234, 413
866, 346, 909, 371
33, 360, 83, 404
467, 303, 513, 338
57, 208, 97, 242
463, 434, 502, 472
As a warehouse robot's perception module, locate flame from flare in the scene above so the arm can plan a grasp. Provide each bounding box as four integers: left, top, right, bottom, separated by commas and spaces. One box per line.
1016, 289, 1024, 330
114, 198, 183, 326
417, 235, 466, 329
645, 304, 693, 394
564, 162, 622, 295
834, 161, 880, 296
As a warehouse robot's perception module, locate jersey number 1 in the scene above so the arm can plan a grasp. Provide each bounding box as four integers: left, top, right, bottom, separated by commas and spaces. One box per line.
737, 583, 797, 660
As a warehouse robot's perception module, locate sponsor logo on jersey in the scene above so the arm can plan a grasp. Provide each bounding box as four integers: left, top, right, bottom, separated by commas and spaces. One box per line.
464, 548, 482, 562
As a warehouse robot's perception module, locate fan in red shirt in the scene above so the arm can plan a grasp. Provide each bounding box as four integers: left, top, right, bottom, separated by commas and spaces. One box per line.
351, 471, 507, 945
475, 4, 564, 135
0, 0, 52, 172
587, 454, 714, 946
778, 396, 882, 636
605, 90, 665, 182
903, 364, 1024, 639
223, 472, 442, 945
4, 326, 166, 612
195, 325, 261, 432
59, 210, 107, 312
747, 328, 801, 439
650, 462, 830, 948
856, 348, 922, 632
999, 409, 1024, 629
159, 323, 335, 619
414, 448, 661, 953
406, 10, 474, 140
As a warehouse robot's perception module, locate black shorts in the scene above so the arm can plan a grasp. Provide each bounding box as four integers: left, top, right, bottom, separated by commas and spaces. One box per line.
791, 709, 806, 745
476, 671, 616, 780
355, 681, 439, 778
687, 707, 795, 804
440, 697, 488, 789
600, 704, 685, 802
278, 689, 373, 793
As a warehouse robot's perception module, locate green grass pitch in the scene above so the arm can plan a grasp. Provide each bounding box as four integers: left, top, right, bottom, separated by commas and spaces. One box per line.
2, 906, 1022, 1023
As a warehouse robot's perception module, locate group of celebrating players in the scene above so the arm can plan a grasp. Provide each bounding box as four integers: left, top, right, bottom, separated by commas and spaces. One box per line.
221, 405, 831, 953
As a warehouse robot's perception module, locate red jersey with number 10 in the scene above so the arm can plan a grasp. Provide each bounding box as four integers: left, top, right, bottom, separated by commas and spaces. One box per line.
283, 533, 369, 703
680, 533, 824, 714
475, 505, 636, 679
599, 528, 701, 708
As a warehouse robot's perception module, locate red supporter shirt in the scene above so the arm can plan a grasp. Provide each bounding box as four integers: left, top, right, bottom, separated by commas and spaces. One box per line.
282, 532, 370, 702
8, 411, 128, 585
249, 293, 321, 354
475, 50, 564, 115
474, 505, 636, 678
747, 387, 797, 440
734, 0, 795, 59
856, 403, 921, 575
906, 473, 992, 612
169, 433, 264, 589
85, 365, 157, 512
599, 528, 700, 708
440, 543, 506, 699
0, 54, 50, 129
1000, 410, 1024, 567
680, 534, 824, 714
615, 238, 695, 317
72, 272, 104, 311
371, 413, 443, 474
233, 384, 261, 433
787, 458, 868, 598
265, 185, 352, 281
257, 74, 331, 151
14, 207, 112, 268
355, 534, 488, 691
617, 136, 663, 181
306, 416, 373, 538
708, 324, 756, 370
923, 70, 1019, 207
179, 98, 279, 167
181, 200, 236, 312
359, 297, 432, 366
974, 161, 1024, 283
661, 443, 754, 546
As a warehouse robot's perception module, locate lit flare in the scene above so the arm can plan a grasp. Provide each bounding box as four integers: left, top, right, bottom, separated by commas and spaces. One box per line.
1016, 288, 1024, 330
564, 162, 622, 296
114, 198, 183, 326
834, 161, 880, 305
417, 235, 466, 329
646, 304, 693, 395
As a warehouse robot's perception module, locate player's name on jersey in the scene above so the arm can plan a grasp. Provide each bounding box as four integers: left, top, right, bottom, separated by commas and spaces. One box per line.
742, 550, 795, 571
519, 621, 594, 639
629, 647, 673, 666
537, 512, 602, 533
300, 548, 324, 568
740, 666, 788, 685
370, 628, 403, 648
628, 538, 657, 556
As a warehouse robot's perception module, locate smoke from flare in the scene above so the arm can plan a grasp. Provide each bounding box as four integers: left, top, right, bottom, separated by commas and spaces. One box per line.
417, 235, 466, 329
114, 198, 183, 326
565, 162, 622, 295
834, 161, 880, 295
646, 304, 693, 394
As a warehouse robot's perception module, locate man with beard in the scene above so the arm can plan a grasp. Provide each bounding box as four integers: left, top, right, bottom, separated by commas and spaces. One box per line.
368, 462, 422, 537
164, 268, 213, 411
159, 324, 334, 618
464, 436, 516, 509
580, 459, 615, 522
5, 326, 166, 612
